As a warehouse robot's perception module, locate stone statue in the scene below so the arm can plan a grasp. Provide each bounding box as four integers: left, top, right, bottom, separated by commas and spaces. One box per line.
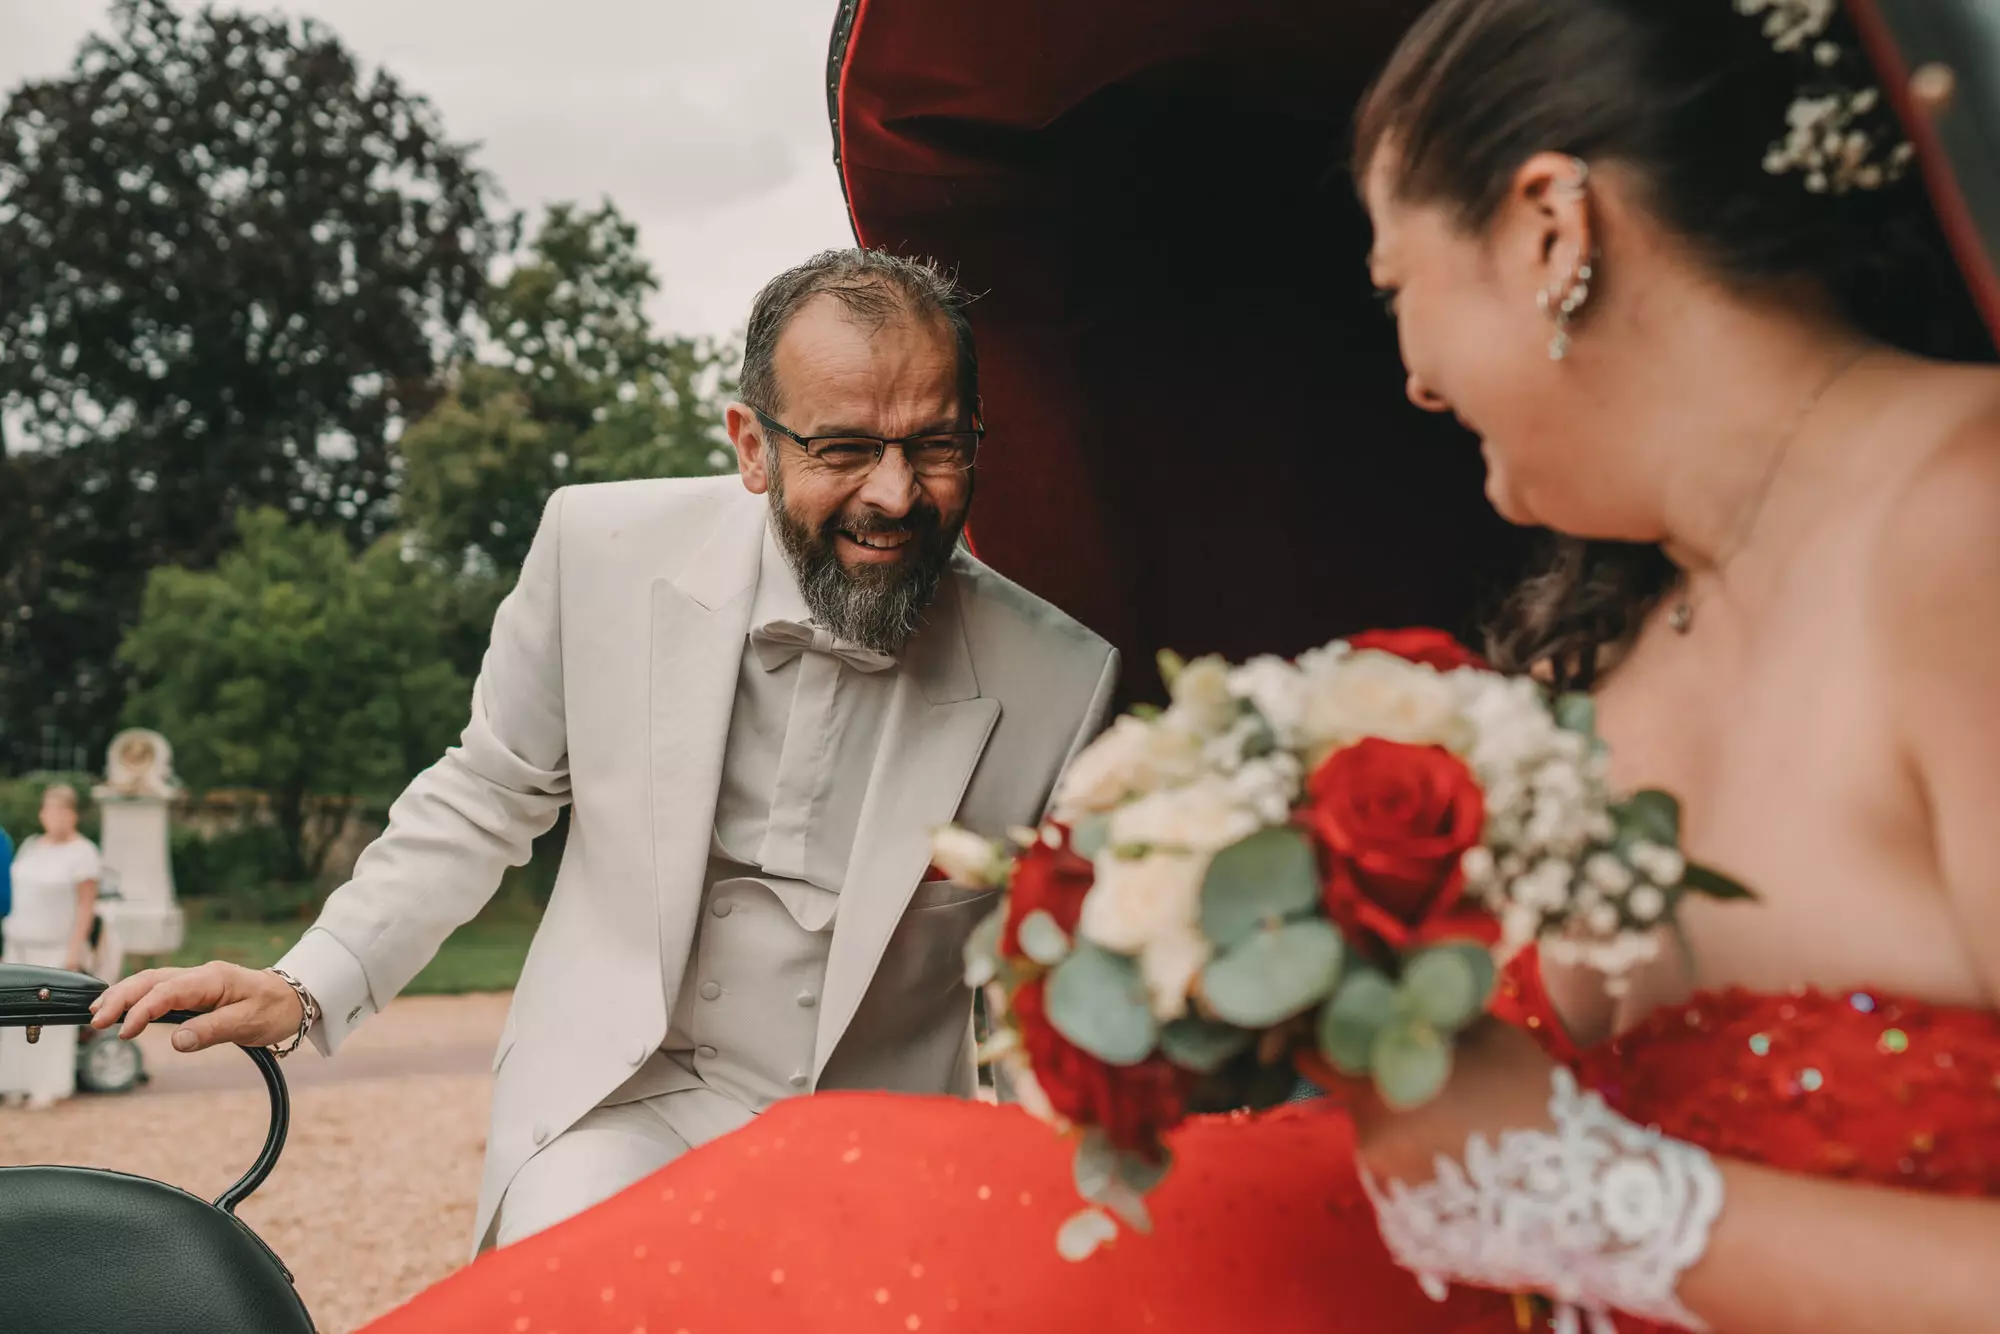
93, 728, 186, 958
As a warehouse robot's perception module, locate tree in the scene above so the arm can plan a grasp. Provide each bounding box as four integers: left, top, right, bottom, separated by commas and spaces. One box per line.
398, 201, 737, 585
118, 509, 469, 881
0, 0, 507, 763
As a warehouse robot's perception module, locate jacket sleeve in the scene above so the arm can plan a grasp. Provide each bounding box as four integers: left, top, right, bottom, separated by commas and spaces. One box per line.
275, 489, 573, 1055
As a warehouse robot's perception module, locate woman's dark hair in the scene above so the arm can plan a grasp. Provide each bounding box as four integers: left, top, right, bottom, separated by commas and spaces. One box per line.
1354, 0, 1993, 688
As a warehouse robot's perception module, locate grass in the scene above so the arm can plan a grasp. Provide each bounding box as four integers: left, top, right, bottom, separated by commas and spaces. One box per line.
164, 892, 540, 996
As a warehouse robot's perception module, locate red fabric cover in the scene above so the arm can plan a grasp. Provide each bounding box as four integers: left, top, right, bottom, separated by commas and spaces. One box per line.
834, 0, 1531, 705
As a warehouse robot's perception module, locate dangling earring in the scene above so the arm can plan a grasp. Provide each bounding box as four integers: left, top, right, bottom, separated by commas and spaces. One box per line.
1538, 255, 1594, 361
1539, 156, 1594, 362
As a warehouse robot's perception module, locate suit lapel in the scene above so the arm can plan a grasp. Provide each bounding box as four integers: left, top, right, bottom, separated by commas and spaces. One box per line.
649, 497, 763, 1011
815, 573, 1000, 1077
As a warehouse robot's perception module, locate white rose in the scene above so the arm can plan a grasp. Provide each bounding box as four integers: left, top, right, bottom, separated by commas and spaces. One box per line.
1301, 650, 1468, 753
1139, 923, 1212, 1021
929, 825, 1008, 889
1078, 852, 1206, 954
1051, 714, 1204, 819
1166, 654, 1239, 736
1226, 655, 1308, 747
1226, 752, 1303, 825
1108, 775, 1263, 856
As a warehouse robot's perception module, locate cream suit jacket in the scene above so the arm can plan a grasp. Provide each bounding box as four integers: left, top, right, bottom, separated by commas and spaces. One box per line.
274, 475, 1118, 1249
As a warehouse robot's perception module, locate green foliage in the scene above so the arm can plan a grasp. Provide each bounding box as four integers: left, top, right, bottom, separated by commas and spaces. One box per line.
397, 201, 738, 587
1046, 941, 1159, 1065
0, 0, 505, 761
1198, 826, 1322, 949
1198, 918, 1344, 1028
1317, 966, 1399, 1076
118, 509, 470, 881
1401, 942, 1496, 1032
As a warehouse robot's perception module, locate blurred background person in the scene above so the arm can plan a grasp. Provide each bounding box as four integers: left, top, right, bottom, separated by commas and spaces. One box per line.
0, 783, 103, 1110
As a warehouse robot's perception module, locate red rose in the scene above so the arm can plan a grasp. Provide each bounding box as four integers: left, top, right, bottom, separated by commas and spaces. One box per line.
1301, 738, 1493, 954
1345, 627, 1487, 673
999, 827, 1096, 959
1011, 978, 1191, 1156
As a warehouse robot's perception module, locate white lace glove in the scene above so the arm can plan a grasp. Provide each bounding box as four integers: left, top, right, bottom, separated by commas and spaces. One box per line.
1362, 1067, 1723, 1334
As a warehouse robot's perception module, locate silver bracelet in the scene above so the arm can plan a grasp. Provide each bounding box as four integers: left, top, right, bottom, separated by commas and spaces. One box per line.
264, 967, 320, 1059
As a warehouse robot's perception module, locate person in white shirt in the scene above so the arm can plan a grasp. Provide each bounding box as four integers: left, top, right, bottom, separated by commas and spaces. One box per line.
90, 249, 1119, 1252
0, 783, 102, 1110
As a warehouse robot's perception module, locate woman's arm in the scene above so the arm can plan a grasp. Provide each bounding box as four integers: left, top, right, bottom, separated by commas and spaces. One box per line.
63, 875, 98, 973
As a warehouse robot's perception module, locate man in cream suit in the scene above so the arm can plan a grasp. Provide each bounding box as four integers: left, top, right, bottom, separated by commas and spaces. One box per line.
91, 249, 1118, 1251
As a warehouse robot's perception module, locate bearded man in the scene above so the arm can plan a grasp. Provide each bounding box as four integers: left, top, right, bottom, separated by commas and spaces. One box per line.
92, 249, 1118, 1252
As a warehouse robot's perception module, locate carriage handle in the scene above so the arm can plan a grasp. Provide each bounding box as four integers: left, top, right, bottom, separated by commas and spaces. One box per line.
0, 962, 289, 1215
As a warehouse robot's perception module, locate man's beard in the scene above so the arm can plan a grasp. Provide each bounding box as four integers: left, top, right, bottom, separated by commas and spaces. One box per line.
767, 470, 966, 654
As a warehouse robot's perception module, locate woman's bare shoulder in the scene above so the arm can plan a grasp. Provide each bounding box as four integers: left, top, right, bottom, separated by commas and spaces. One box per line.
1867, 386, 2000, 651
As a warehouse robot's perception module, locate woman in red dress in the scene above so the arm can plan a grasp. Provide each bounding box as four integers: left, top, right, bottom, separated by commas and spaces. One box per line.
364, 2, 2000, 1330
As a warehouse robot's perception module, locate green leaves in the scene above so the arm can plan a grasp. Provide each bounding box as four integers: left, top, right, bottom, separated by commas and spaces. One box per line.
1401, 943, 1496, 1032
1618, 790, 1682, 847
1317, 967, 1399, 1075
1017, 910, 1072, 966
1199, 826, 1322, 949
1070, 813, 1112, 860
1312, 945, 1494, 1105
1681, 861, 1757, 902
1046, 943, 1159, 1065
1373, 1019, 1454, 1109
1072, 1130, 1163, 1237
1158, 1016, 1254, 1073
962, 902, 1006, 988
1200, 919, 1344, 1028
1554, 693, 1598, 737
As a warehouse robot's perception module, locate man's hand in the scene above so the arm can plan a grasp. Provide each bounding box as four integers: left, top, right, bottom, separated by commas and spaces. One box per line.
88, 962, 306, 1053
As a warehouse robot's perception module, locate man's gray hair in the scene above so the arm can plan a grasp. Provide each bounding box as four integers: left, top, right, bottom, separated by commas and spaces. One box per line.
739, 248, 979, 420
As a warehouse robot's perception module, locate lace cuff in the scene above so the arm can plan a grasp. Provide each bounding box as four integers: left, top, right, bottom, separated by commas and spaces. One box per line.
1362, 1067, 1723, 1334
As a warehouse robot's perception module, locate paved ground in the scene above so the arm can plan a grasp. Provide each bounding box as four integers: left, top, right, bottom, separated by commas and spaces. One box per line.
0, 992, 511, 1334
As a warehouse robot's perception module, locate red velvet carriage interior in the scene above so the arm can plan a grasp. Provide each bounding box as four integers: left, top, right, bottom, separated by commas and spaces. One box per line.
825, 0, 2000, 704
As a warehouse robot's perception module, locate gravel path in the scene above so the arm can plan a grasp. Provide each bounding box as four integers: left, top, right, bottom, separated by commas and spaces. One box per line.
0, 992, 510, 1334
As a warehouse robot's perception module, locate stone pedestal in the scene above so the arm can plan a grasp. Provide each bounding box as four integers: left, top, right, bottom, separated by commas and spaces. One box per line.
92, 729, 186, 958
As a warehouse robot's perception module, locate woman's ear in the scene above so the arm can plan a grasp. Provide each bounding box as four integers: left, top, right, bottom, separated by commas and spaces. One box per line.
1506, 152, 1595, 297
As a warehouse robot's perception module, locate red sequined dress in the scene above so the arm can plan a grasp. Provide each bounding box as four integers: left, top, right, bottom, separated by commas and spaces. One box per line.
361, 962, 2000, 1334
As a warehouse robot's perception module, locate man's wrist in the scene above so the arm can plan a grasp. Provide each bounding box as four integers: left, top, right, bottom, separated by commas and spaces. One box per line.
264, 966, 321, 1058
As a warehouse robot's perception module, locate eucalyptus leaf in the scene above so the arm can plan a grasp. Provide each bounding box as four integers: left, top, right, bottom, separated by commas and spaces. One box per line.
1098, 1180, 1154, 1235
1070, 813, 1113, 860
1018, 909, 1072, 966
1200, 919, 1344, 1029
963, 901, 1006, 988
1072, 1129, 1117, 1203
1401, 943, 1497, 1032
1056, 1207, 1120, 1262
1619, 789, 1682, 847
1553, 693, 1598, 737
1372, 1018, 1454, 1110
1046, 943, 1159, 1065
1199, 826, 1323, 949
1158, 1016, 1255, 1074
1681, 860, 1758, 902
1317, 967, 1399, 1076
1114, 1146, 1173, 1196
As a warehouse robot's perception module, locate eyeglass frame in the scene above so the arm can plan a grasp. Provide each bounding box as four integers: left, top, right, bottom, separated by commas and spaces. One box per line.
748, 406, 985, 475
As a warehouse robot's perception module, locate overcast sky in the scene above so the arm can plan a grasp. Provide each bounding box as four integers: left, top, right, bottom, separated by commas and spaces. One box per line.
0, 0, 858, 339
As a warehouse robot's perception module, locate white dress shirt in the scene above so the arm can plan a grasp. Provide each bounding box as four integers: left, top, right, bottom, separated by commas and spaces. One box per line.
607, 524, 896, 1122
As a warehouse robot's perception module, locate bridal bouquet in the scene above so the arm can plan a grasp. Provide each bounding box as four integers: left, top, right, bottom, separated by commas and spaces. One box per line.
931, 629, 1748, 1259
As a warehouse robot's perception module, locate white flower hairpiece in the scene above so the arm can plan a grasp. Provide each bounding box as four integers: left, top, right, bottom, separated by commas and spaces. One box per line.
1734, 0, 1917, 195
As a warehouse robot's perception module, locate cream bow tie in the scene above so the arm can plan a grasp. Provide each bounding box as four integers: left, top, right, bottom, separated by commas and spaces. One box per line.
750, 620, 896, 674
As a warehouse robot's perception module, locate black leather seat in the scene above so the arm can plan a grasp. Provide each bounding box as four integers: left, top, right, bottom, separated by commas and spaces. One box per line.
0, 963, 316, 1334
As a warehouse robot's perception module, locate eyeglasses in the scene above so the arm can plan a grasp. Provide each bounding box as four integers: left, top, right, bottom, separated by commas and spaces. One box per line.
751, 407, 983, 477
